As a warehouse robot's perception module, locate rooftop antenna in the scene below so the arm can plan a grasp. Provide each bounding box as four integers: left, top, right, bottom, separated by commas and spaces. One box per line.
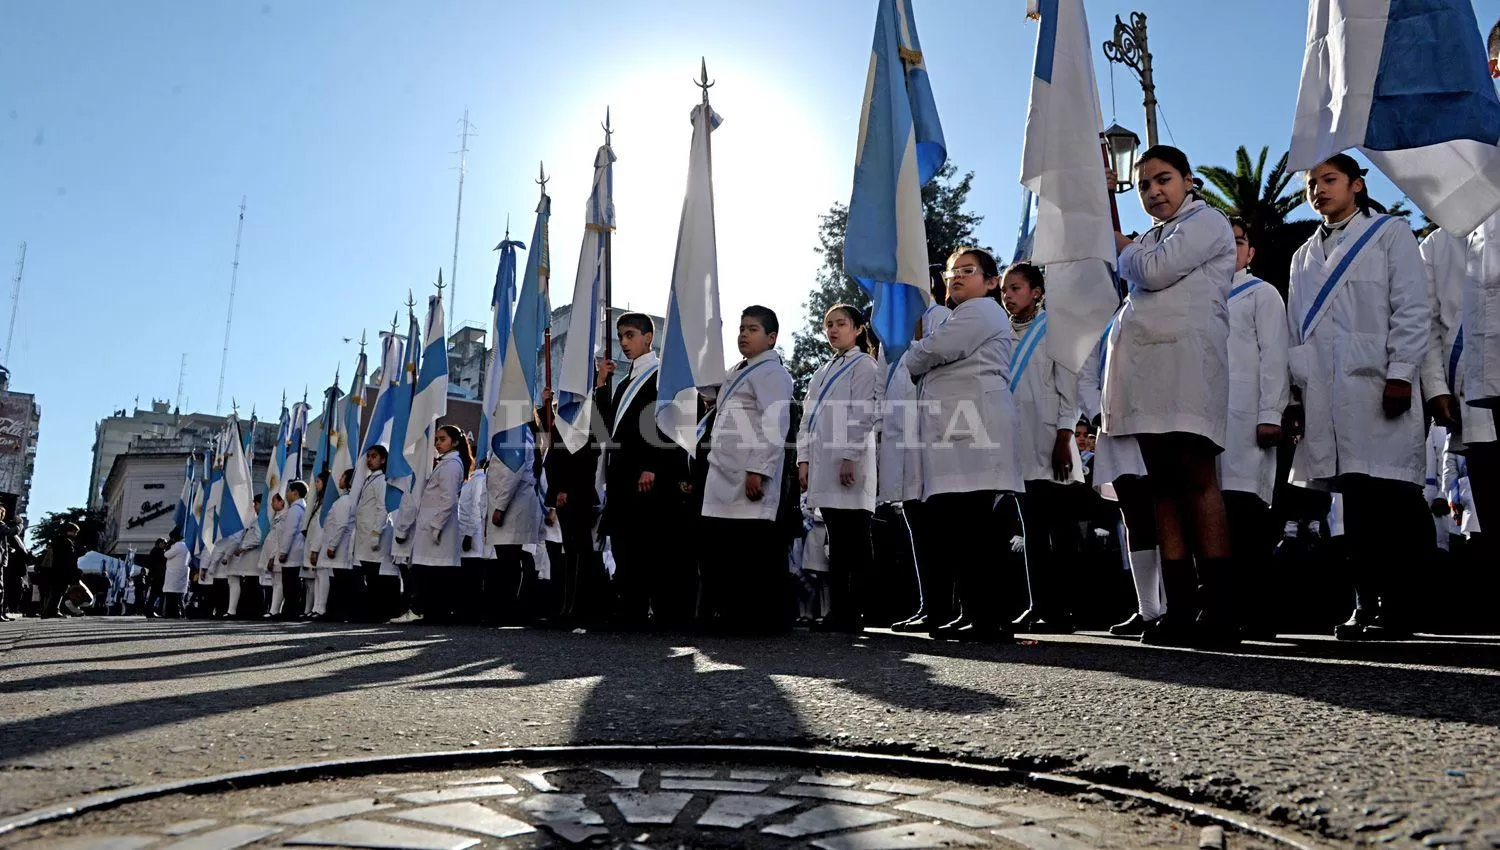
215, 197, 247, 414
176, 353, 187, 413
450, 108, 475, 322
5, 242, 25, 366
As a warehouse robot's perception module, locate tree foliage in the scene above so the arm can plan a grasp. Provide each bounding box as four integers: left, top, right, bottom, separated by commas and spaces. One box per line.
29, 506, 106, 554
788, 162, 985, 393
1198, 146, 1316, 291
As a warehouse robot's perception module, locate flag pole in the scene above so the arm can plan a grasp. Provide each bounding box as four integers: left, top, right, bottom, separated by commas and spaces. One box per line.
1099, 137, 1122, 232
600, 111, 614, 364
537, 164, 555, 434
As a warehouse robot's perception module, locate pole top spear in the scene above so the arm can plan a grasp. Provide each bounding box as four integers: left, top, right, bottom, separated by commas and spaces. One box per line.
602, 107, 613, 147
358, 329, 367, 354
696, 57, 714, 106
537, 161, 549, 197
435, 268, 445, 296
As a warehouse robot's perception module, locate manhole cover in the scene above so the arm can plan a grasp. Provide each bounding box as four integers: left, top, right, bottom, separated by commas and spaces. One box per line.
1, 749, 1304, 849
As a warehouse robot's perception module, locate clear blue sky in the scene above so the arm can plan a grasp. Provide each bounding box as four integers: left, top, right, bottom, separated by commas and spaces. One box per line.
3, 0, 1497, 529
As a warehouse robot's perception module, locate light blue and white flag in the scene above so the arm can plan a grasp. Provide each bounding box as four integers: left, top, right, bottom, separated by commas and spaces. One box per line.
843, 0, 946, 364
1289, 0, 1500, 234
555, 143, 613, 453
656, 98, 727, 452
479, 234, 525, 462
491, 197, 549, 468
404, 292, 449, 492
1021, 0, 1119, 371
355, 329, 405, 499
174, 455, 194, 535
219, 416, 255, 540
386, 310, 421, 512
1012, 187, 1039, 264
326, 348, 367, 524
257, 404, 290, 538
282, 401, 309, 490
187, 446, 210, 556
201, 429, 227, 553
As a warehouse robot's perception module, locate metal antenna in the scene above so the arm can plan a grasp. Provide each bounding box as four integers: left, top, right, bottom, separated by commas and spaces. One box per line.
216, 197, 247, 414
176, 353, 187, 412
4, 242, 25, 366
450, 108, 475, 321
696, 57, 715, 106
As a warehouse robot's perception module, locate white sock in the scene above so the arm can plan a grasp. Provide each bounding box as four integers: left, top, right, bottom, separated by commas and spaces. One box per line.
270, 580, 284, 615
302, 579, 315, 615
227, 580, 241, 616
1128, 548, 1166, 620
313, 572, 331, 615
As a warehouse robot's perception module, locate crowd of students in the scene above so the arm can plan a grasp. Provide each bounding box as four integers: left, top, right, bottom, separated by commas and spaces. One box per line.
145, 145, 1494, 647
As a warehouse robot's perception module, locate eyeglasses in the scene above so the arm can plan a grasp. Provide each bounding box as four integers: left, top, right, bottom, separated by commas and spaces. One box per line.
942, 265, 980, 280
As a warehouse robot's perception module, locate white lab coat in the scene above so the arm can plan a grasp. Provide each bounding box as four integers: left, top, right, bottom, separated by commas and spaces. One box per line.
1426, 425, 1452, 551
263, 509, 287, 573
227, 523, 264, 577
391, 488, 418, 565
797, 349, 878, 511
320, 491, 356, 569
201, 535, 234, 584
162, 541, 190, 594
275, 501, 307, 569
458, 469, 488, 543
1287, 211, 1429, 487
1465, 211, 1500, 411
1105, 197, 1235, 446
1009, 310, 1083, 484
354, 471, 390, 565
702, 349, 795, 521
412, 452, 464, 567
486, 457, 542, 547
1217, 272, 1290, 504
905, 296, 1024, 498
1419, 229, 1467, 403
877, 304, 951, 505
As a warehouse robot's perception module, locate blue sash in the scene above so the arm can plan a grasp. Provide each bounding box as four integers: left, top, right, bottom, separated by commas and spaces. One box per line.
695, 359, 772, 443
1299, 215, 1392, 344
1008, 312, 1049, 390
609, 362, 658, 438
1448, 326, 1465, 392
806, 353, 869, 434
1228, 277, 1262, 302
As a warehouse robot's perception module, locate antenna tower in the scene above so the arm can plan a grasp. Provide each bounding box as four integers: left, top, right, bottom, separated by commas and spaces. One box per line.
450, 109, 475, 319
176, 353, 187, 412
5, 242, 25, 366
216, 197, 246, 414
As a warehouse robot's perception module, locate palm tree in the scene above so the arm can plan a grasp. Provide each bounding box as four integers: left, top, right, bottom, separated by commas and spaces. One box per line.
1197, 146, 1317, 289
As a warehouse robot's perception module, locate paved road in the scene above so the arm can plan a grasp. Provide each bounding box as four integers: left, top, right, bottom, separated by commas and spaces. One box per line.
0, 618, 1497, 847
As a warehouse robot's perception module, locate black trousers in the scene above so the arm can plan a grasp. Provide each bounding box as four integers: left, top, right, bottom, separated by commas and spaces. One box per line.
413, 565, 463, 623
357, 561, 402, 622
327, 570, 360, 622
556, 507, 608, 626
699, 517, 789, 633
1020, 480, 1083, 621
483, 549, 524, 625
907, 499, 953, 625
1340, 475, 1429, 626
916, 490, 1003, 628
609, 492, 696, 628
1223, 490, 1274, 626
821, 507, 873, 626
870, 503, 922, 625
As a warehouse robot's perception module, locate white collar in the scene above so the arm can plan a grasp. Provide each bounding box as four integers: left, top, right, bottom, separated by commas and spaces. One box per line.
627, 351, 659, 376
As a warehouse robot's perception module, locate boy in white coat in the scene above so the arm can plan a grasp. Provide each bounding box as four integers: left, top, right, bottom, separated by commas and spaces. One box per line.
318, 470, 356, 621
1218, 220, 1290, 636
700, 306, 795, 634
1286, 154, 1430, 640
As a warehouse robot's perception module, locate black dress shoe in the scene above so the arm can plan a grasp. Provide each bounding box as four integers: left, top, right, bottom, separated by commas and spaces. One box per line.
1010, 608, 1044, 631
1109, 613, 1149, 636
930, 616, 973, 640
1026, 616, 1075, 635
1140, 613, 1199, 646
951, 622, 1014, 643
890, 615, 930, 633
1334, 609, 1371, 641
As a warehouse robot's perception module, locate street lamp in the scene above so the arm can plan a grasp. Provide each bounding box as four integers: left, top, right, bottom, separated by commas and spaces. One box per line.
1102, 123, 1142, 193
1102, 11, 1159, 149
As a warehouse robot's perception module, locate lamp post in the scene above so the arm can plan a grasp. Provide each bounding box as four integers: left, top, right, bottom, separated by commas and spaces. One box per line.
1102, 123, 1142, 193
1102, 12, 1159, 148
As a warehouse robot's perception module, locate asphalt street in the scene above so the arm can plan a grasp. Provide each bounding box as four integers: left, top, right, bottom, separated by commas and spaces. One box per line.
0, 618, 1496, 847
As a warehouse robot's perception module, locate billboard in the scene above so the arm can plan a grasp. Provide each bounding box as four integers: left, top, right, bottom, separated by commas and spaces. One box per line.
0, 393, 34, 454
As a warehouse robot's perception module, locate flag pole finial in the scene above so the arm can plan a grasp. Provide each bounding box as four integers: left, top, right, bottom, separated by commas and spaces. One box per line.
302, 386, 308, 404
406, 288, 416, 313
280, 390, 286, 409
359, 329, 367, 353
435, 268, 445, 295
537, 161, 549, 197
696, 57, 714, 105
390, 312, 399, 336
602, 108, 613, 146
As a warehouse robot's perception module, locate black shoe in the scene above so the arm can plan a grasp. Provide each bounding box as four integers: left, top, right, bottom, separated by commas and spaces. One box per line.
1013, 609, 1073, 634
1140, 613, 1198, 646
930, 616, 973, 640
1010, 608, 1044, 631
1334, 608, 1373, 641
1360, 614, 1412, 642
951, 622, 1014, 643
1193, 611, 1242, 648
890, 615, 932, 633
1109, 613, 1150, 637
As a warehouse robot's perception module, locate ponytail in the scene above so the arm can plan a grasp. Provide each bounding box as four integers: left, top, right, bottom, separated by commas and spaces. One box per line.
825, 303, 880, 359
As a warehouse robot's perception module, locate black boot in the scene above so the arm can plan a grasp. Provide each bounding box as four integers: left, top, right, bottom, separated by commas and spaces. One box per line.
1141, 559, 1199, 646
1193, 557, 1240, 647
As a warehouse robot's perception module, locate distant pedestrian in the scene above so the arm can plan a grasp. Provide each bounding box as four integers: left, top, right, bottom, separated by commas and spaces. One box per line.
161, 529, 190, 618
0, 507, 29, 621
41, 523, 82, 619
139, 538, 167, 618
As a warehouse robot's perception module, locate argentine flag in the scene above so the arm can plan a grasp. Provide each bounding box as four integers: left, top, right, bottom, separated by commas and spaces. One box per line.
1021, 0, 1120, 371
404, 292, 449, 490
220, 416, 255, 539
479, 234, 524, 462
555, 143, 613, 453
1289, 0, 1500, 233
282, 401, 309, 490
656, 96, 727, 453
174, 455, 194, 535
386, 309, 421, 513
356, 330, 405, 498
257, 405, 290, 538
491, 197, 547, 470
201, 431, 226, 552
327, 348, 367, 524
843, 0, 946, 364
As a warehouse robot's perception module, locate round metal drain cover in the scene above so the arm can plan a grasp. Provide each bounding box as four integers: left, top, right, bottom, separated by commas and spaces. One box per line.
9, 758, 1226, 850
